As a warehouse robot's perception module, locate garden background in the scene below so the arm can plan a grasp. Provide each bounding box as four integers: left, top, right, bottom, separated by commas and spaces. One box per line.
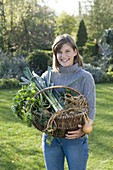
0, 0, 113, 169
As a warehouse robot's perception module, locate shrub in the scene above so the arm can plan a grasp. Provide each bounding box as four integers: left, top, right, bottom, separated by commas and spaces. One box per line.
0, 78, 20, 89
107, 64, 113, 77
0, 51, 28, 79
102, 72, 113, 83
27, 49, 52, 75
82, 43, 98, 66
84, 63, 113, 83
83, 64, 103, 83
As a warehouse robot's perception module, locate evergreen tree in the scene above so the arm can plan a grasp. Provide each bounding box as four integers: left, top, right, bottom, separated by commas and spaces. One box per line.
76, 19, 88, 47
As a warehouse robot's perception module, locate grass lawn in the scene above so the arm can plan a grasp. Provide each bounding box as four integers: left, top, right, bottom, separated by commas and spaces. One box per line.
0, 83, 113, 170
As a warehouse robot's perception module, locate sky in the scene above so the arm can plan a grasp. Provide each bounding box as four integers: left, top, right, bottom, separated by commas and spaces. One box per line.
45, 0, 88, 15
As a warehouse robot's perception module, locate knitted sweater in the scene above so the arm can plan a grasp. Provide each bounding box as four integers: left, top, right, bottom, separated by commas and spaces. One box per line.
41, 63, 96, 121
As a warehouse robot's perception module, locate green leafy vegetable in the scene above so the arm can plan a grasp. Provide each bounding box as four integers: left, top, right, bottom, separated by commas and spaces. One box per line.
12, 67, 63, 127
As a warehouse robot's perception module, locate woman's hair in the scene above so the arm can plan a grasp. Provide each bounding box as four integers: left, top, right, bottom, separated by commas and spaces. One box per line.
52, 34, 83, 71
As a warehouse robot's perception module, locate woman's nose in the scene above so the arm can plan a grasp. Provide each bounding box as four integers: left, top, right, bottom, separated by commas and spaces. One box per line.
61, 53, 66, 58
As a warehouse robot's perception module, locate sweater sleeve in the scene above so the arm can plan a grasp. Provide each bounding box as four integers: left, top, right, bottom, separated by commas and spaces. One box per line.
83, 72, 96, 122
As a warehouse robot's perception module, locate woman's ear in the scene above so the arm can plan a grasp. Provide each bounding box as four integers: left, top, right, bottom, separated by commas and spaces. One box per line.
74, 49, 78, 56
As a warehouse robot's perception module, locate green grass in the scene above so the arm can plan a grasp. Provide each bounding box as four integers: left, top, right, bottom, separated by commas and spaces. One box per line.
0, 84, 113, 170
87, 83, 113, 170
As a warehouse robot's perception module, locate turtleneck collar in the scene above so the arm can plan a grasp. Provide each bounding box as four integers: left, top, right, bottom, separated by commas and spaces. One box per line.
59, 63, 82, 75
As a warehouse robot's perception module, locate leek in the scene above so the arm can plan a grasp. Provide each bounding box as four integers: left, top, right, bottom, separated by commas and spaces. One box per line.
21, 67, 63, 112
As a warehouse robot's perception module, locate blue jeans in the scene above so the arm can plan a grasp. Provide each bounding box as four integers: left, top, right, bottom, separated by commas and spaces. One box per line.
42, 134, 89, 170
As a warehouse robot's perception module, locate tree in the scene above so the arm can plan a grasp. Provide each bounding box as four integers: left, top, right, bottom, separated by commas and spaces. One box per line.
76, 19, 88, 47
55, 12, 78, 36
0, 0, 56, 51
0, 0, 8, 49
87, 0, 113, 40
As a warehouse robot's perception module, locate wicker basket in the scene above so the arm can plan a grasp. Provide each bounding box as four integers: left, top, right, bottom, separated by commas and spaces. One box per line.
32, 86, 89, 138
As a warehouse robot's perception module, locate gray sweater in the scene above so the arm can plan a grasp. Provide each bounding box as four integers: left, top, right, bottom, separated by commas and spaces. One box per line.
42, 63, 96, 121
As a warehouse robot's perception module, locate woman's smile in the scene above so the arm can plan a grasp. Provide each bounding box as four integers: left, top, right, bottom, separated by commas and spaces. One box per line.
57, 43, 77, 67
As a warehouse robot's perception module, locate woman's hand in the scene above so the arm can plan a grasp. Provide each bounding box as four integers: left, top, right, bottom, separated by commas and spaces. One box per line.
65, 119, 93, 139
65, 125, 85, 139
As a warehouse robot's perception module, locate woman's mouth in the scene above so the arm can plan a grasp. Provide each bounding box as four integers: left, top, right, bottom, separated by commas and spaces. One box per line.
61, 58, 69, 63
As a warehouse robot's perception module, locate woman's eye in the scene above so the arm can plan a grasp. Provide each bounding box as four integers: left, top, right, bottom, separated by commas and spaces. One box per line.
57, 50, 70, 55
66, 50, 70, 53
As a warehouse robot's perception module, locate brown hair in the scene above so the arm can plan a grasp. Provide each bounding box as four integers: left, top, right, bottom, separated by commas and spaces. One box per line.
52, 34, 83, 71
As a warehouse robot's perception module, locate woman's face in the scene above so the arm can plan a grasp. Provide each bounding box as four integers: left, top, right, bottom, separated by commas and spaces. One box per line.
56, 43, 77, 67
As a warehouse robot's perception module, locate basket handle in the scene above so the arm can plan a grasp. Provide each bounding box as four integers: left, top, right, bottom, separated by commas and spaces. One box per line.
34, 85, 81, 97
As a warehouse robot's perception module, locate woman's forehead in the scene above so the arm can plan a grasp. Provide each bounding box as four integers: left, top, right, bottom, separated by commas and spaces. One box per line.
60, 43, 73, 49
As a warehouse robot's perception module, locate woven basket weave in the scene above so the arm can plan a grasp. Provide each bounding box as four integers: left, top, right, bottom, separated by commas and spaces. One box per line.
32, 86, 89, 138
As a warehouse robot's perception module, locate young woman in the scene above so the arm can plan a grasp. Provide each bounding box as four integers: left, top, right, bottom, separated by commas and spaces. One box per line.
41, 34, 96, 170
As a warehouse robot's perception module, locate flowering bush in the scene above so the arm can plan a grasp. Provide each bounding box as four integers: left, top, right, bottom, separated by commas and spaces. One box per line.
84, 64, 103, 83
